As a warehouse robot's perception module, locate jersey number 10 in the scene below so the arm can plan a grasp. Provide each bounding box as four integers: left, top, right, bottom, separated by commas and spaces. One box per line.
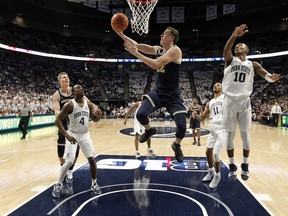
233, 72, 246, 82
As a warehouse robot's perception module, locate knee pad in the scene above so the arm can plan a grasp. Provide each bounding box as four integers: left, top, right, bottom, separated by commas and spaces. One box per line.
136, 110, 148, 125
213, 152, 221, 163
226, 131, 236, 150
65, 154, 75, 166
174, 113, 187, 139
136, 100, 154, 125
240, 131, 251, 150
213, 143, 222, 162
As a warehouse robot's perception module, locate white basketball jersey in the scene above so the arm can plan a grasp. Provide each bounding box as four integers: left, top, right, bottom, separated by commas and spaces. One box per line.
222, 57, 254, 100
68, 99, 90, 133
209, 94, 224, 125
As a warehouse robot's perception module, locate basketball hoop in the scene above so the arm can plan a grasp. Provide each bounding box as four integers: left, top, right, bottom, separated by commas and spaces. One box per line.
126, 0, 159, 36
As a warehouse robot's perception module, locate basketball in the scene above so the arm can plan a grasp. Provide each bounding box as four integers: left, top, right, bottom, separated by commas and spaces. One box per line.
111, 13, 129, 32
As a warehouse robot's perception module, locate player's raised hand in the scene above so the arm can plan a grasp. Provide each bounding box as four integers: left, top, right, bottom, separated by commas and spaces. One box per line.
233, 24, 249, 37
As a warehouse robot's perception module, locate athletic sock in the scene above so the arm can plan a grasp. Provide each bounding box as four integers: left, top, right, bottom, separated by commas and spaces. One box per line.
228, 157, 235, 164
242, 157, 248, 164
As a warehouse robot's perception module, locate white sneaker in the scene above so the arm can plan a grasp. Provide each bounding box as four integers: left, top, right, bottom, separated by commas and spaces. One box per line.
202, 169, 215, 182
209, 173, 221, 189
147, 149, 156, 158
135, 152, 140, 159
66, 170, 73, 184
91, 183, 102, 195
52, 183, 62, 198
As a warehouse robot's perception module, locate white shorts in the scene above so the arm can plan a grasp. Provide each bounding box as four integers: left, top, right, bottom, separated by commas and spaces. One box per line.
222, 96, 251, 132
206, 124, 226, 149
64, 131, 95, 159
134, 120, 145, 135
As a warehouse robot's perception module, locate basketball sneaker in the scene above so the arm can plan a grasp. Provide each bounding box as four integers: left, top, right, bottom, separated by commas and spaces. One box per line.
197, 141, 201, 146
147, 149, 156, 158
228, 163, 237, 181
52, 183, 62, 198
135, 152, 140, 159
91, 183, 102, 195
241, 163, 249, 180
171, 142, 183, 163
65, 170, 73, 184
209, 173, 221, 189
193, 140, 197, 145
139, 128, 156, 143
202, 168, 215, 182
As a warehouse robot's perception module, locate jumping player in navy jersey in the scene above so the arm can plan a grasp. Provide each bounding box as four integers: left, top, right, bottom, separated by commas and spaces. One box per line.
115, 27, 187, 163
114, 28, 187, 162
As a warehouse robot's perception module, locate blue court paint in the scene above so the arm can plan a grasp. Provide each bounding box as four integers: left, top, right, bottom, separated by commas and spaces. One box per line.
8, 155, 271, 216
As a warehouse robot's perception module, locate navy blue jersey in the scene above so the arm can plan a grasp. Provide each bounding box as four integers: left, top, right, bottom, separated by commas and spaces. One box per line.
156, 48, 180, 90
58, 88, 74, 127
58, 88, 74, 110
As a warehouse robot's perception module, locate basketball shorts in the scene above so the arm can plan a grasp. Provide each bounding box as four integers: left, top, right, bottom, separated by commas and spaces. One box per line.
222, 96, 251, 132
206, 124, 226, 149
64, 131, 95, 159
145, 89, 187, 117
190, 118, 200, 129
134, 120, 145, 136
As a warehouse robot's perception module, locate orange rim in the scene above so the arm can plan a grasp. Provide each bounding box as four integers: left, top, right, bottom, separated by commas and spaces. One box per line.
127, 0, 157, 4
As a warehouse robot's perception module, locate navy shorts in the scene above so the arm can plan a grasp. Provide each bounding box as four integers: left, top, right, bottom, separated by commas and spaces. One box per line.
190, 118, 200, 129
144, 89, 187, 117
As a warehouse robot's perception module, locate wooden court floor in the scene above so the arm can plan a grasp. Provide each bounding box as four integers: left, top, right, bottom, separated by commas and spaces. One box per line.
0, 118, 287, 216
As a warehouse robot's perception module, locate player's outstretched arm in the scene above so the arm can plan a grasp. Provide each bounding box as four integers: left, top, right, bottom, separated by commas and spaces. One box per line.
115, 31, 157, 55
253, 61, 283, 82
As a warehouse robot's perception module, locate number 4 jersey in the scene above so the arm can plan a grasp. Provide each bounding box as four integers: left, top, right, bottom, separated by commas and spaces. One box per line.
222, 57, 254, 100
68, 99, 90, 133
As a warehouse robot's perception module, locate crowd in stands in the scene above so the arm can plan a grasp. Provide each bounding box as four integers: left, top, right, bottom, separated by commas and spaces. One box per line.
193, 70, 213, 105
0, 21, 288, 127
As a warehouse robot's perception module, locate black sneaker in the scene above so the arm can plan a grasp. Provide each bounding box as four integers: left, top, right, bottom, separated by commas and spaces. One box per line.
139, 128, 156, 143
171, 142, 183, 163
241, 163, 249, 180
228, 163, 237, 181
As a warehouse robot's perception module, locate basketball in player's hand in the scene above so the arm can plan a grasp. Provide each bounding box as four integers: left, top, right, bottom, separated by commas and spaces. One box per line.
111, 13, 129, 32
91, 114, 100, 123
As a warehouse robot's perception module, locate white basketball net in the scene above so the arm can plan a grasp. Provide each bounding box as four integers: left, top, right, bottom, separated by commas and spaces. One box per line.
126, 0, 159, 36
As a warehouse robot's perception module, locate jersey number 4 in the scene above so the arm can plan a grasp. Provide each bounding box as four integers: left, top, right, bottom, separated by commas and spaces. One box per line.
233, 72, 246, 82
79, 117, 85, 125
